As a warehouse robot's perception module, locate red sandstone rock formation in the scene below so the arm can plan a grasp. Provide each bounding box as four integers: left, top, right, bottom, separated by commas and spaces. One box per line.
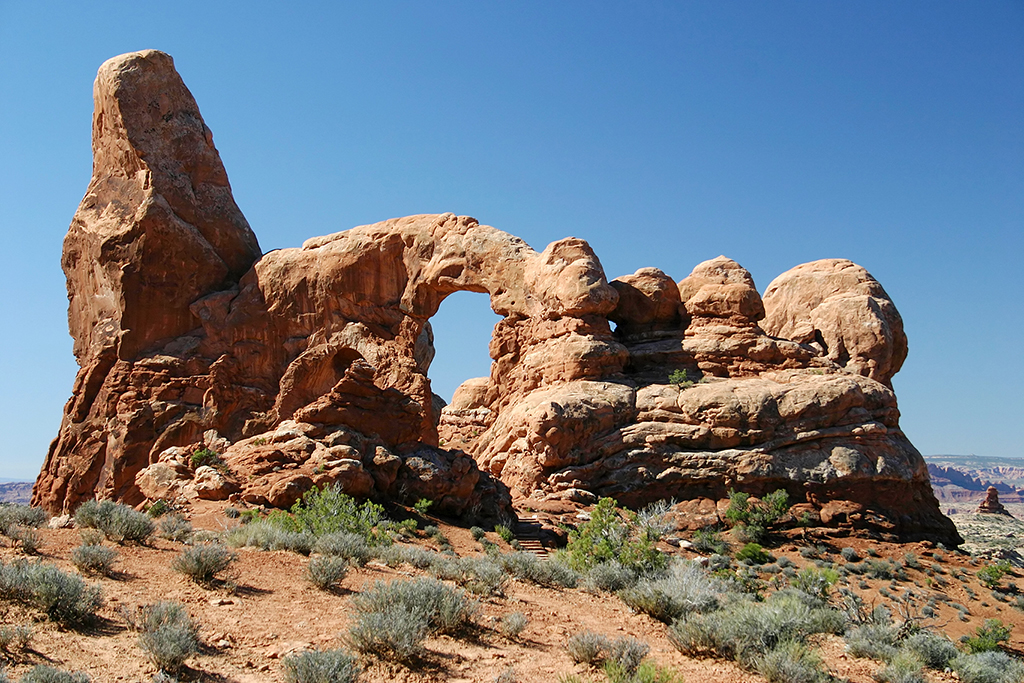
34, 50, 960, 546
977, 486, 1013, 517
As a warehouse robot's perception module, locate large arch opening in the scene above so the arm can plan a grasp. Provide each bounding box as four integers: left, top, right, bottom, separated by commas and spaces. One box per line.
427, 290, 501, 405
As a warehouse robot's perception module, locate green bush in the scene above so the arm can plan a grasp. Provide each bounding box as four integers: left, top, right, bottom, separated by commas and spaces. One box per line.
953, 651, 1024, 683
736, 543, 770, 565
791, 566, 839, 603
564, 498, 666, 574
962, 620, 1013, 654
157, 514, 193, 543
618, 561, 719, 623
583, 561, 637, 593
282, 648, 360, 683
692, 527, 730, 556
189, 448, 223, 469
845, 622, 900, 661
724, 489, 789, 544
70, 543, 118, 576
0, 557, 103, 623
903, 631, 958, 670
470, 526, 486, 541
756, 640, 828, 683
978, 561, 1013, 590
171, 543, 235, 584
0, 503, 47, 535
458, 556, 508, 596
146, 500, 171, 518
413, 498, 433, 515
270, 484, 389, 543
305, 556, 348, 591
74, 500, 154, 545
566, 630, 611, 666
495, 524, 514, 543
348, 605, 429, 663
668, 369, 694, 388
351, 578, 478, 636
134, 601, 199, 673
18, 666, 90, 683
225, 520, 314, 554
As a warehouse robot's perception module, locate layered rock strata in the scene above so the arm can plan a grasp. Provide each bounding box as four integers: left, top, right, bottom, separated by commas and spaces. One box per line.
35, 50, 959, 545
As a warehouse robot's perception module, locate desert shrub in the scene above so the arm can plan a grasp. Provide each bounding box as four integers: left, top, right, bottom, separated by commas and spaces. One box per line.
313, 531, 374, 566
75, 500, 153, 544
0, 503, 47, 535
669, 368, 694, 387
459, 556, 508, 596
348, 606, 429, 663
225, 520, 314, 554
494, 667, 518, 683
0, 557, 103, 623
425, 525, 451, 548
605, 636, 650, 677
756, 640, 828, 683
962, 619, 1013, 654
876, 651, 926, 683
845, 622, 900, 661
583, 561, 637, 593
495, 524, 514, 543
9, 526, 43, 554
952, 651, 1024, 683
692, 527, 730, 556
735, 542, 770, 565
724, 489, 789, 544
270, 484, 389, 543
282, 648, 360, 683
567, 630, 611, 666
134, 601, 199, 673
564, 498, 666, 575
791, 566, 839, 603
499, 611, 528, 639
0, 623, 32, 652
305, 556, 348, 591
383, 544, 437, 570
224, 506, 242, 519
171, 543, 235, 584
776, 556, 795, 569
413, 498, 432, 516
70, 543, 118, 576
669, 590, 844, 667
978, 561, 1013, 590
146, 500, 171, 518
840, 547, 860, 562
352, 578, 478, 636
18, 666, 90, 683
903, 631, 958, 669
607, 661, 683, 683
619, 561, 719, 623
903, 552, 920, 569
864, 559, 896, 580
470, 526, 487, 541
499, 551, 579, 588
157, 514, 193, 543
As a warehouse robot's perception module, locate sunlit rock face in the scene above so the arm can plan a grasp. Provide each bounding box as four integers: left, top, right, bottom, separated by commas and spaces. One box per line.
35, 50, 959, 546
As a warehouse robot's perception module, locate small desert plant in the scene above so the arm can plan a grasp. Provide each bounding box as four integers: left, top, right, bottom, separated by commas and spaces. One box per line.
668, 369, 694, 387
791, 566, 839, 603
605, 636, 650, 677
494, 667, 518, 683
70, 543, 118, 576
978, 561, 1013, 590
157, 514, 193, 543
619, 561, 719, 623
75, 500, 154, 544
499, 611, 528, 639
0, 557, 103, 623
134, 601, 200, 673
348, 606, 429, 663
0, 503, 47, 535
692, 527, 730, 555
313, 531, 374, 566
736, 543, 770, 565
499, 551, 579, 588
875, 651, 926, 683
18, 666, 91, 683
495, 524, 514, 543
225, 520, 314, 554
350, 577, 478, 641
305, 556, 348, 591
9, 525, 44, 554
269, 484, 390, 543
583, 560, 637, 593
845, 622, 900, 661
567, 630, 611, 666
903, 631, 958, 669
0, 623, 32, 652
146, 500, 171, 518
459, 556, 508, 596
952, 651, 1024, 683
413, 498, 433, 515
469, 526, 486, 542
224, 507, 242, 519
961, 619, 1013, 654
840, 547, 860, 562
171, 543, 235, 584
282, 648, 361, 683
189, 448, 223, 469
756, 640, 828, 683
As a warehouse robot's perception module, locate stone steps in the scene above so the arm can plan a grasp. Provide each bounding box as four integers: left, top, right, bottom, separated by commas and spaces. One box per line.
514, 520, 549, 559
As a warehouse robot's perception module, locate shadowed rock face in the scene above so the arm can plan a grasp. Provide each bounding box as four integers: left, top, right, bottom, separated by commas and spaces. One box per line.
35, 50, 960, 546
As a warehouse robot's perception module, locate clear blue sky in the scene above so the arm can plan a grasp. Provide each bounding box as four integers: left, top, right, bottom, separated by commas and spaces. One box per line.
0, 2, 1021, 481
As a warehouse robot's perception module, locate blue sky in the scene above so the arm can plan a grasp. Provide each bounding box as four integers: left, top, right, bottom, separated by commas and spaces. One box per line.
0, 2, 1021, 480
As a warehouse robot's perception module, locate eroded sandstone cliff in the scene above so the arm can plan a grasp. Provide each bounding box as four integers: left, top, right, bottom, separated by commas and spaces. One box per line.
34, 50, 960, 545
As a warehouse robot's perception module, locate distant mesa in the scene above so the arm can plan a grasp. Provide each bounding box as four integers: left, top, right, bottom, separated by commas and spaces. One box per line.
32, 49, 961, 546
